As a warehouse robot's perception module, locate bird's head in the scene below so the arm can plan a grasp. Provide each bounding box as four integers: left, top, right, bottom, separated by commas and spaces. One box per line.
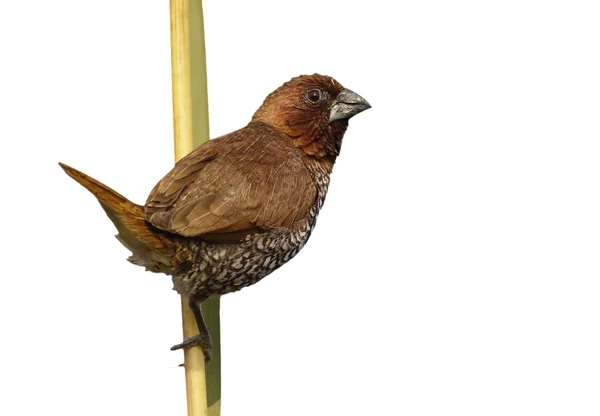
252, 74, 370, 159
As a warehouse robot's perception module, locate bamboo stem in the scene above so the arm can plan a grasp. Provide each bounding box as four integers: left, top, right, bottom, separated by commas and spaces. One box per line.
170, 1, 220, 415
170, 0, 195, 161
180, 297, 208, 416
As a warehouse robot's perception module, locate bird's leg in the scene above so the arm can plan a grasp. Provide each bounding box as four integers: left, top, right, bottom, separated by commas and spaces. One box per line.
171, 294, 213, 361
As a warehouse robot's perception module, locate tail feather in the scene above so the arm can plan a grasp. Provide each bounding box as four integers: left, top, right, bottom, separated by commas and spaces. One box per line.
59, 162, 174, 272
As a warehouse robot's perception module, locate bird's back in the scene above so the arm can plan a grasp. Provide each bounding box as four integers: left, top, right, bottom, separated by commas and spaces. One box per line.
145, 122, 318, 243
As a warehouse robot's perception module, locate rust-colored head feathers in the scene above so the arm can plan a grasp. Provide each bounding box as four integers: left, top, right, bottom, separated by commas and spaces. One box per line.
252, 74, 370, 158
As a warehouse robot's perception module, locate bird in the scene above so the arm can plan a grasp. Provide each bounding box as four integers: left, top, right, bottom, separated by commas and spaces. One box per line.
60, 74, 370, 360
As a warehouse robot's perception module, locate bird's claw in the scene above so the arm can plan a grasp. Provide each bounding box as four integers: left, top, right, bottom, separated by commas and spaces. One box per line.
171, 334, 213, 361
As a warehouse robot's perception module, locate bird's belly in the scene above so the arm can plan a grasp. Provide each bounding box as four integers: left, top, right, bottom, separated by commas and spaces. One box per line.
172, 221, 314, 296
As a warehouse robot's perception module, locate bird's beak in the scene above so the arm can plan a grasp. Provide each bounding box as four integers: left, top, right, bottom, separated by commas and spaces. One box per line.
329, 88, 371, 123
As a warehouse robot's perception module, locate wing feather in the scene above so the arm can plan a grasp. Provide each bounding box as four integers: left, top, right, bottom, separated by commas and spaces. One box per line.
144, 123, 316, 242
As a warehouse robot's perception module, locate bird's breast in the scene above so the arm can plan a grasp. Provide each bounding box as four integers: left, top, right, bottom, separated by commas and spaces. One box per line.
172, 168, 332, 297
172, 215, 317, 296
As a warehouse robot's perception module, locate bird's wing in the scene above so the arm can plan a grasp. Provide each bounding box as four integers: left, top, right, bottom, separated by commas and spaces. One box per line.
145, 123, 316, 243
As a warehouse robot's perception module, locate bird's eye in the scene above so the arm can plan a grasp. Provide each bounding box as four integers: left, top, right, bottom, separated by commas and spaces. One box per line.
307, 89, 321, 103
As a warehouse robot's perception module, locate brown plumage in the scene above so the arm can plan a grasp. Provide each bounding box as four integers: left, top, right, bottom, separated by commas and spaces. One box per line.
60, 74, 370, 358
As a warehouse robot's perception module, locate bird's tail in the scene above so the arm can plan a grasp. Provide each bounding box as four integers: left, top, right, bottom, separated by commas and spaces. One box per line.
59, 163, 176, 272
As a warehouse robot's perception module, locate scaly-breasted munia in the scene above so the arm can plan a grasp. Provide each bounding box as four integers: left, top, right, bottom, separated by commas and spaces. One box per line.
60, 74, 370, 358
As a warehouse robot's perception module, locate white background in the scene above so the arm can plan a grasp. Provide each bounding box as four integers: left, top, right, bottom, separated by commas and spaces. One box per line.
1, 1, 600, 415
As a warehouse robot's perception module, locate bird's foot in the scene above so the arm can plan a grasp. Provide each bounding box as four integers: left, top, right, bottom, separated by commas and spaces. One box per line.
171, 334, 212, 361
